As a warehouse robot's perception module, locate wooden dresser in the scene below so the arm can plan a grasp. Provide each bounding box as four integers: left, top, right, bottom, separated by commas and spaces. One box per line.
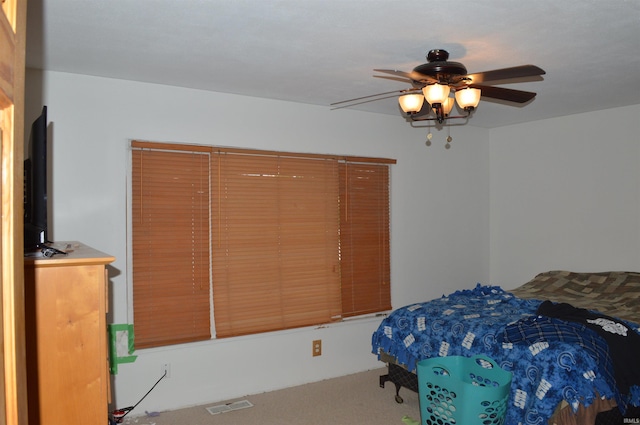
24, 242, 115, 424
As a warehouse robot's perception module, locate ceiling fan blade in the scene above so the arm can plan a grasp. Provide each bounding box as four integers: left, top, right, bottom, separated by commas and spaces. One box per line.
373, 69, 414, 79
471, 84, 537, 103
330, 88, 420, 107
374, 69, 438, 84
465, 65, 545, 84
373, 75, 426, 86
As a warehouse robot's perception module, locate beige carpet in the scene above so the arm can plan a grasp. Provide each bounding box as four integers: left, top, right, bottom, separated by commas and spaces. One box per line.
120, 368, 421, 425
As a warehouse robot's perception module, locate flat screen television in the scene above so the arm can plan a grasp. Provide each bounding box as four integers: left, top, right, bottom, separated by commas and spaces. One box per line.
24, 106, 49, 252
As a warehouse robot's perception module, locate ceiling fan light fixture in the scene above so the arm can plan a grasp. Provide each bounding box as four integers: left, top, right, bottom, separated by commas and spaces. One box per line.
422, 83, 450, 105
455, 87, 481, 110
441, 97, 455, 116
398, 93, 424, 114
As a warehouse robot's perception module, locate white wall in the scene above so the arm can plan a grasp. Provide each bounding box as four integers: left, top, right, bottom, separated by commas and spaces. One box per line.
489, 105, 640, 287
25, 70, 490, 413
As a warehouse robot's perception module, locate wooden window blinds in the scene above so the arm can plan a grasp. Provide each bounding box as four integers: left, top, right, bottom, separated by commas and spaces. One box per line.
131, 141, 395, 348
131, 146, 212, 348
339, 162, 392, 317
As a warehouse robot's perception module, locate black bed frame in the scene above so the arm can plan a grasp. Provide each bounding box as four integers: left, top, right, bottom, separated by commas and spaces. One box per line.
379, 362, 418, 403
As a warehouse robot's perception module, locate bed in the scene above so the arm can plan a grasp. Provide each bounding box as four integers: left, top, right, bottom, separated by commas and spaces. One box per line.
371, 270, 640, 425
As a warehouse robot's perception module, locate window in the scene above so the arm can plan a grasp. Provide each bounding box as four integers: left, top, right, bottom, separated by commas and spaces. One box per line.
339, 162, 391, 317
131, 141, 394, 348
131, 146, 211, 347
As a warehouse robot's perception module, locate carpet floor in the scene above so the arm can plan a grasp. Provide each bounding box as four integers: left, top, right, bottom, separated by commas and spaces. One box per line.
119, 367, 421, 425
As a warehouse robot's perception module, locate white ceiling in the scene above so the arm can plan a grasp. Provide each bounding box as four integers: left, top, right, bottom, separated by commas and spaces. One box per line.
25, 0, 640, 128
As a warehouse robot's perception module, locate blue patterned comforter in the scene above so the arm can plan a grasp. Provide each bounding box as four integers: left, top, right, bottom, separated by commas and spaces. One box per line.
371, 284, 640, 425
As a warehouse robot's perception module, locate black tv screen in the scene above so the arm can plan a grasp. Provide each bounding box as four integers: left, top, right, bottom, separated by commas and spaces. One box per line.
24, 106, 48, 252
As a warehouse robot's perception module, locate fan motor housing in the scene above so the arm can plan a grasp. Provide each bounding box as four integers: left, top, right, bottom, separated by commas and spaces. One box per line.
413, 49, 468, 81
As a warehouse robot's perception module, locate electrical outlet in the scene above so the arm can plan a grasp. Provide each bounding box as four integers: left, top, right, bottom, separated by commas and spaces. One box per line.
312, 339, 322, 357
162, 363, 171, 378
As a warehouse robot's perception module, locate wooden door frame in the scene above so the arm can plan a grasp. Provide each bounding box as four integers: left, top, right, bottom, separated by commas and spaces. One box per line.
1, 0, 29, 424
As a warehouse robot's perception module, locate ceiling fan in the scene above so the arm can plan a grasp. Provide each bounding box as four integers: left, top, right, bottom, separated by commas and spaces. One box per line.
332, 49, 546, 124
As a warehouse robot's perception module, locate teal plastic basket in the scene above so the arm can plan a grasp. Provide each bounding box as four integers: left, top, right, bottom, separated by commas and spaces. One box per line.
417, 355, 512, 425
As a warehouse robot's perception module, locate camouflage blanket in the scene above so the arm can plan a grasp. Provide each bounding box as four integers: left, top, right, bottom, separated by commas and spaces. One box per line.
509, 271, 640, 325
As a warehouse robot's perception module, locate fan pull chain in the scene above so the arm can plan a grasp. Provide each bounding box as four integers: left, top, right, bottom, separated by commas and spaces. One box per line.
445, 126, 452, 149
424, 127, 454, 149
425, 131, 433, 147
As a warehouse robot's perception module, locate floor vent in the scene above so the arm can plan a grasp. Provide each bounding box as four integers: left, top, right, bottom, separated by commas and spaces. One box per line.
206, 399, 254, 415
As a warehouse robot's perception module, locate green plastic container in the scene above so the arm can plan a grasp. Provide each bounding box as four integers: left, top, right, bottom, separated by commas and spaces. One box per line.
417, 355, 512, 425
